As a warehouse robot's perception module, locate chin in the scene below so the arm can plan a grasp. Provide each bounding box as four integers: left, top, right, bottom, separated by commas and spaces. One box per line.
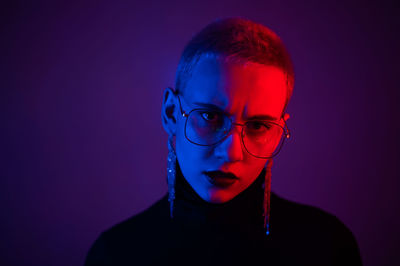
206, 188, 237, 204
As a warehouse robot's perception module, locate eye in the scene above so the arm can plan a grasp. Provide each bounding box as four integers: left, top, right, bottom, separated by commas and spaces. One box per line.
246, 121, 270, 133
248, 121, 266, 130
200, 111, 219, 122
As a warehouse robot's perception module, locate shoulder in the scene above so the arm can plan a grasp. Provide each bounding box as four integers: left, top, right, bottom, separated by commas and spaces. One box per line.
85, 194, 170, 266
272, 193, 354, 239
271, 193, 362, 265
104, 194, 170, 239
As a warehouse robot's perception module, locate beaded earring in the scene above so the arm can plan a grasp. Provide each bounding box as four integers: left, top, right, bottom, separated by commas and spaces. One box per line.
263, 158, 273, 236
167, 135, 177, 219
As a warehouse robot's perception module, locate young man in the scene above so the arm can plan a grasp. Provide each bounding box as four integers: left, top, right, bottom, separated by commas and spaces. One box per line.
85, 17, 362, 266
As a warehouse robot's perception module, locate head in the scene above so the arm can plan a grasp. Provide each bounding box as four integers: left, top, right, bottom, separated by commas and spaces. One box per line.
162, 17, 294, 204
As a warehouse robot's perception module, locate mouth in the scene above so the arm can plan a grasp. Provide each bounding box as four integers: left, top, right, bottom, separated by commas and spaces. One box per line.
203, 170, 239, 188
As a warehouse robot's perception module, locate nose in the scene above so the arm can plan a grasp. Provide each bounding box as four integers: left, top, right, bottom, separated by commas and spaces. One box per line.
214, 126, 244, 162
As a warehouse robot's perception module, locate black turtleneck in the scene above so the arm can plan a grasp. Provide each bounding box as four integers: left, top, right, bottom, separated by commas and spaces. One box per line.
85, 166, 362, 266
172, 164, 266, 234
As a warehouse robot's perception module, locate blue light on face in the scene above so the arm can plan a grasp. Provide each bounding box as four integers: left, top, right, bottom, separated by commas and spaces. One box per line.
174, 57, 288, 204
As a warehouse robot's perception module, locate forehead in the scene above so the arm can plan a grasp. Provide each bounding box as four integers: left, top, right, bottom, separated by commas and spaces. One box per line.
183, 57, 287, 120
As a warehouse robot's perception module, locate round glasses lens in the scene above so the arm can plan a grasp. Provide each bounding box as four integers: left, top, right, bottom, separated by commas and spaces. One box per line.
185, 109, 231, 145
242, 121, 284, 158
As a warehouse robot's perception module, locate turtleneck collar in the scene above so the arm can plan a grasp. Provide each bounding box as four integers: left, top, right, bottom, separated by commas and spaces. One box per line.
172, 163, 266, 234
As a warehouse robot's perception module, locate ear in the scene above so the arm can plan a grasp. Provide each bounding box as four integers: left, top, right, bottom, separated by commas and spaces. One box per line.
283, 113, 290, 121
161, 87, 179, 136
282, 113, 291, 138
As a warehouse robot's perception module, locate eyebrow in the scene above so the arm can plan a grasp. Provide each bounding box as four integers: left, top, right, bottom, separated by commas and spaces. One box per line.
192, 102, 279, 121
192, 102, 223, 110
246, 114, 279, 121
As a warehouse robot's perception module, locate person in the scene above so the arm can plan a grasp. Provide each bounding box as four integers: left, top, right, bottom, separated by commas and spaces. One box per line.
85, 17, 362, 266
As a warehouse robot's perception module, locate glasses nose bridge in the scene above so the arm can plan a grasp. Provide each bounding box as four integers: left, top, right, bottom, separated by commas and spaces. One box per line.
221, 120, 245, 140
232, 121, 245, 127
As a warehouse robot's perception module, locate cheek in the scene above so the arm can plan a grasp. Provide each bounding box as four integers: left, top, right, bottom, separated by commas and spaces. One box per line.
175, 119, 209, 168
238, 152, 268, 180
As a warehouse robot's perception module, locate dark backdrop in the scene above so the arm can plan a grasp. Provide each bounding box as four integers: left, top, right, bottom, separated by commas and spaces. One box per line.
2, 1, 399, 266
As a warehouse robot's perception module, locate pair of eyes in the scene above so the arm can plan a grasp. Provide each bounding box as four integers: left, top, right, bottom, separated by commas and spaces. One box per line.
199, 111, 272, 131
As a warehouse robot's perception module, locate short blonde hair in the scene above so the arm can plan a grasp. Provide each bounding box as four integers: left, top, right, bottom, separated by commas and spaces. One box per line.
175, 17, 294, 113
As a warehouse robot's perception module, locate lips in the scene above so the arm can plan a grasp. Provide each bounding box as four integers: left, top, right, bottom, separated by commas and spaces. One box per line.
204, 170, 239, 187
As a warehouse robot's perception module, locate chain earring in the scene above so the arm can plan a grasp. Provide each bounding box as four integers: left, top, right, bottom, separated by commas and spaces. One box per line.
263, 158, 273, 236
167, 135, 177, 219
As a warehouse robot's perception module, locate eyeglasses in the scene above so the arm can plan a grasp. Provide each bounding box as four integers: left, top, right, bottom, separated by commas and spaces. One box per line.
177, 95, 291, 159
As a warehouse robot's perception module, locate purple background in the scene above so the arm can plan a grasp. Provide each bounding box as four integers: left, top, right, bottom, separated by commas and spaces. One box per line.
2, 1, 399, 266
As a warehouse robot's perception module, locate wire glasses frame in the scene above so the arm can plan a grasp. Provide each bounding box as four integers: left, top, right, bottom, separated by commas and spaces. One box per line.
176, 94, 291, 159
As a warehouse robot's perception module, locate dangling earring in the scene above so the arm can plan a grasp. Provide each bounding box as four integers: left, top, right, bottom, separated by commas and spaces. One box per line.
263, 158, 273, 236
167, 135, 177, 219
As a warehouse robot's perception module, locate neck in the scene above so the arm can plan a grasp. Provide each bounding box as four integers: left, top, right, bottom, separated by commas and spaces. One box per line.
172, 163, 266, 234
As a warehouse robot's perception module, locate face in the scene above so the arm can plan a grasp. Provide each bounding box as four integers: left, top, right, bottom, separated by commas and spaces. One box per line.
163, 56, 289, 204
